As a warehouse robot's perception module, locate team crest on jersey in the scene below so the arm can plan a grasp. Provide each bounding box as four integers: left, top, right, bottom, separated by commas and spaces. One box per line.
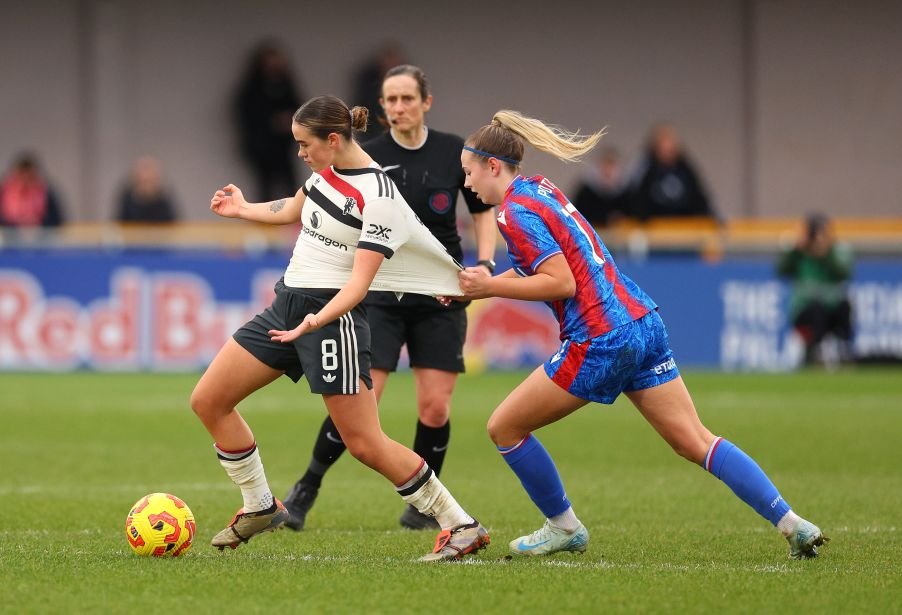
343, 197, 357, 215
429, 191, 452, 214
310, 211, 322, 229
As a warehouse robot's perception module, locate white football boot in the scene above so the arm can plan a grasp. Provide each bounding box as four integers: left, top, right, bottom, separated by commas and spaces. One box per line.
509, 520, 589, 557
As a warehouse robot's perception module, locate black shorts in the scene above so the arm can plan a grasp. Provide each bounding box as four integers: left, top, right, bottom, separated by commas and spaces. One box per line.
233, 279, 372, 394
367, 300, 467, 373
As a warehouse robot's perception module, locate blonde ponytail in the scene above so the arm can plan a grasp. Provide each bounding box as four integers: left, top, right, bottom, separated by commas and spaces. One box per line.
492, 110, 605, 163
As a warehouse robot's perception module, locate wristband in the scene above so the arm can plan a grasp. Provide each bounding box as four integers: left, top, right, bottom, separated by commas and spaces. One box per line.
477, 259, 496, 274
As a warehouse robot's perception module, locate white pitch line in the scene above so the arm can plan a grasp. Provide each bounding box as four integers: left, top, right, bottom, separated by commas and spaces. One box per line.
0, 482, 233, 496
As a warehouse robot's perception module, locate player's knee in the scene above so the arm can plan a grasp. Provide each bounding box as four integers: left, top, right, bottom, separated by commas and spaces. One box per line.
486, 414, 520, 447
189, 386, 214, 419
418, 397, 450, 427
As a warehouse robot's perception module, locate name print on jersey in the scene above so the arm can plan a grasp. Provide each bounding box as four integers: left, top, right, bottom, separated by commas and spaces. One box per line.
537, 177, 557, 198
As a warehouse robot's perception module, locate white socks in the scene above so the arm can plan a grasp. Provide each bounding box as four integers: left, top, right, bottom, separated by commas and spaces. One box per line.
215, 443, 274, 513
548, 506, 581, 533
776, 510, 802, 537
397, 463, 473, 530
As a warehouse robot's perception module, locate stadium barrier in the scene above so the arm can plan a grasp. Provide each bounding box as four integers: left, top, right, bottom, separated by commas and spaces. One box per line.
3, 217, 902, 255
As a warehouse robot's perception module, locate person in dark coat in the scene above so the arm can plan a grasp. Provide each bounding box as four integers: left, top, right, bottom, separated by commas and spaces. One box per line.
234, 41, 304, 201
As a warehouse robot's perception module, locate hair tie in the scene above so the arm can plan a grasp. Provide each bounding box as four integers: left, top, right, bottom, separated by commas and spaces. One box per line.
463, 145, 520, 166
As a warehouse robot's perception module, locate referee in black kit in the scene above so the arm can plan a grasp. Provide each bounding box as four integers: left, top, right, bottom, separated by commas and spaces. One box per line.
284, 65, 497, 530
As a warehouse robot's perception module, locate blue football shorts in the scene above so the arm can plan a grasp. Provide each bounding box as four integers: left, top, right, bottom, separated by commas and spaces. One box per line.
543, 309, 680, 404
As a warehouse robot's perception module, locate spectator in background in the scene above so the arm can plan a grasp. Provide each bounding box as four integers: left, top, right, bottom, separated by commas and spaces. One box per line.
571, 146, 631, 227
777, 213, 854, 367
630, 123, 716, 221
0, 153, 64, 230
351, 40, 407, 142
115, 156, 178, 223
234, 41, 303, 201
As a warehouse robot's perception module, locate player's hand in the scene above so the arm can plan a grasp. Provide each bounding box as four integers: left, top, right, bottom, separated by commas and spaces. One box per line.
210, 184, 245, 218
459, 267, 493, 299
268, 313, 319, 343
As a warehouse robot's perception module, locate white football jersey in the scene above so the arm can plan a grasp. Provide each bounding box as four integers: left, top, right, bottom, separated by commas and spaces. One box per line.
283, 164, 463, 296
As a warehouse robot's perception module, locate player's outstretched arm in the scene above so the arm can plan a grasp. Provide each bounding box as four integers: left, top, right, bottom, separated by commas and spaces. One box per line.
459, 254, 575, 301
209, 184, 305, 225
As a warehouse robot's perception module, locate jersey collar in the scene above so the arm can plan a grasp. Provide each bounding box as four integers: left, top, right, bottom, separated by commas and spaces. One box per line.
503, 175, 524, 199
389, 126, 429, 150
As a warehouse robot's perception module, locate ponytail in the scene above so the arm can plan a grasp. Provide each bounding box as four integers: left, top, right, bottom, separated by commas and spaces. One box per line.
465, 110, 605, 166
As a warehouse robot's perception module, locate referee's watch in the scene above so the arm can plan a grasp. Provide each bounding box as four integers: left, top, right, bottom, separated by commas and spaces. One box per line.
477, 259, 496, 274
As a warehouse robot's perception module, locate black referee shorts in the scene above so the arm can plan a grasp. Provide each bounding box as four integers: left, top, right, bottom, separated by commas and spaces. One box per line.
233, 279, 372, 394
367, 302, 467, 373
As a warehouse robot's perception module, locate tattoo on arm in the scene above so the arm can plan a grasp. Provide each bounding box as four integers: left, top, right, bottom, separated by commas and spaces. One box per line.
269, 199, 286, 213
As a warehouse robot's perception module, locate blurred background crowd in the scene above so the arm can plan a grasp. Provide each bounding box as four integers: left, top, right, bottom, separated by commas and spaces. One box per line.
1, 0, 900, 371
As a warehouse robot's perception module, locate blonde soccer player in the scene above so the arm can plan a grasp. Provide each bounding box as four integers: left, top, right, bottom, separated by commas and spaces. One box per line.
455, 110, 826, 560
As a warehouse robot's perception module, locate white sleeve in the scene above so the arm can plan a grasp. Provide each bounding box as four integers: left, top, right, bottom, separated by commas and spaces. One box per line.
358, 197, 410, 258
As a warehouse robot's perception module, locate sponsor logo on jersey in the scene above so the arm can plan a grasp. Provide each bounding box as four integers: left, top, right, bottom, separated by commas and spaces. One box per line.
310, 211, 322, 229
652, 357, 676, 375
381, 164, 401, 172
497, 210, 507, 225
343, 197, 357, 215
366, 223, 391, 240
322, 373, 336, 383
302, 225, 349, 250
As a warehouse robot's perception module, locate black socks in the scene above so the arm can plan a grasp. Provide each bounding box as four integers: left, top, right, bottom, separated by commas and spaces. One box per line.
413, 420, 451, 477
302, 416, 347, 488
301, 417, 451, 487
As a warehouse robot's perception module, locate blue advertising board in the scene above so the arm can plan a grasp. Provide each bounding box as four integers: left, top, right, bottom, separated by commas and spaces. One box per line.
1, 248, 899, 371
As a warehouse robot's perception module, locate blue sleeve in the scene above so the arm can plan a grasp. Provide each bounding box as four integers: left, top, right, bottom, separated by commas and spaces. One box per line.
500, 201, 562, 273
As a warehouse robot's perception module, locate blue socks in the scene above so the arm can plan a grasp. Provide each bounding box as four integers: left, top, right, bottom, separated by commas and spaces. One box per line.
704, 437, 791, 525
498, 434, 570, 518
498, 432, 792, 527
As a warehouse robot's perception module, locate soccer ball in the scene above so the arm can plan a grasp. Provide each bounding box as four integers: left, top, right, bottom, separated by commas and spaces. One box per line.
125, 493, 196, 557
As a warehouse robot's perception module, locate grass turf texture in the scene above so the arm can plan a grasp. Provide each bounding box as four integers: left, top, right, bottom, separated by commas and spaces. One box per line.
1, 369, 900, 613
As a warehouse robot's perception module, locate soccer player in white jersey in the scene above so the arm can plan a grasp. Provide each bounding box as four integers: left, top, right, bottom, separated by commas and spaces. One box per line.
284, 65, 497, 533
190, 95, 489, 561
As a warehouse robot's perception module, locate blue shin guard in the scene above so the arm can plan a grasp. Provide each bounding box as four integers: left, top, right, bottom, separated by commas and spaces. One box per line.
704, 437, 791, 525
499, 434, 571, 518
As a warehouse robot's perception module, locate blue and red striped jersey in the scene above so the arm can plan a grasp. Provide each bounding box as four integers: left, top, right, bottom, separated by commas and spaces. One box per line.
498, 175, 656, 341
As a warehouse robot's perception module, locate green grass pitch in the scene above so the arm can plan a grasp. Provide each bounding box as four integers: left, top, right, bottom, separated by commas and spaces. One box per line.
1, 369, 900, 613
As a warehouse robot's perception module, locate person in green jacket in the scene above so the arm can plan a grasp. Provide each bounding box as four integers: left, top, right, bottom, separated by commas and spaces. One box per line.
777, 213, 854, 366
